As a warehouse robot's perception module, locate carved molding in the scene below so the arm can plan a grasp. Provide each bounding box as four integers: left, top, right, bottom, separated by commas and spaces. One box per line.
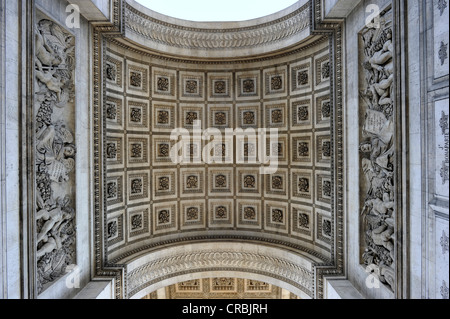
127, 250, 314, 298
125, 2, 310, 53
34, 16, 77, 294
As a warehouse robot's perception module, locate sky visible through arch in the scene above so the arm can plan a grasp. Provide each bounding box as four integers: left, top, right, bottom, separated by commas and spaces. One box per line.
135, 0, 299, 22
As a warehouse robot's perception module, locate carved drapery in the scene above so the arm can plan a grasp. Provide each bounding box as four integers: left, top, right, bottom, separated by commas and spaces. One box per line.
34, 16, 76, 294
359, 8, 396, 291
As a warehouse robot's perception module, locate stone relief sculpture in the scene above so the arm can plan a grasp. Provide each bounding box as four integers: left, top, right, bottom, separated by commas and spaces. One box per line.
359, 10, 396, 291
34, 18, 76, 294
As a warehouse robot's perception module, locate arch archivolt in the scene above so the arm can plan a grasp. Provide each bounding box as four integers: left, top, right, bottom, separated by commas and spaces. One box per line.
126, 242, 317, 299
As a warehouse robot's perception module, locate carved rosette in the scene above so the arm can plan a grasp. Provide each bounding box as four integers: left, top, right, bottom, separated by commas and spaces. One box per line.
34, 17, 76, 294
359, 9, 396, 291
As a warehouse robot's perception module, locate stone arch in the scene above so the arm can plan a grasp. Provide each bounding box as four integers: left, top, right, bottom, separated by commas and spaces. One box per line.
125, 242, 317, 299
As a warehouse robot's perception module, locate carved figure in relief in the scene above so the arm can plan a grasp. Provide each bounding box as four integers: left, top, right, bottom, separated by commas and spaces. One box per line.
36, 197, 74, 259
35, 19, 76, 293
367, 29, 393, 78
369, 223, 395, 260
35, 25, 62, 71
35, 68, 66, 102
360, 15, 396, 291
36, 124, 76, 184
364, 197, 395, 217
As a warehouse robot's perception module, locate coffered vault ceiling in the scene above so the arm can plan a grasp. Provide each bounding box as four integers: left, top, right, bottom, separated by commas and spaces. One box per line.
142, 278, 301, 299
104, 34, 333, 265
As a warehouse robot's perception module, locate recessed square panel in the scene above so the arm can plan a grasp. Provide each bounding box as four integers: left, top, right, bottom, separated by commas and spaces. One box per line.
209, 167, 233, 195
264, 101, 288, 130
244, 280, 272, 293
236, 104, 260, 129
236, 134, 259, 164
152, 169, 177, 200
175, 139, 203, 164
106, 134, 124, 169
291, 96, 313, 130
152, 67, 177, 99
153, 203, 177, 235
265, 169, 288, 199
314, 50, 331, 89
152, 136, 176, 166
266, 134, 288, 165
127, 135, 150, 167
106, 51, 124, 91
291, 204, 313, 240
175, 280, 203, 293
315, 92, 332, 128
180, 168, 206, 197
290, 58, 313, 94
236, 71, 260, 100
180, 71, 205, 100
205, 136, 233, 164
208, 105, 233, 129
127, 205, 151, 242
127, 170, 150, 205
316, 171, 332, 208
264, 200, 288, 234
316, 208, 332, 246
180, 200, 206, 230
106, 172, 124, 210
126, 60, 149, 97
209, 199, 233, 228
210, 278, 238, 293
208, 72, 233, 101
237, 200, 262, 230
315, 132, 332, 167
179, 104, 205, 130
126, 98, 149, 131
152, 102, 176, 132
291, 134, 313, 166
105, 93, 124, 130
264, 66, 287, 98
107, 211, 125, 249
236, 168, 261, 196
291, 169, 313, 204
